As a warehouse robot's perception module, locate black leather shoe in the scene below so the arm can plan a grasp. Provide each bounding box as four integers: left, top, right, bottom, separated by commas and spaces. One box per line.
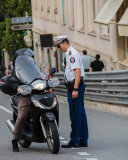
12, 140, 19, 152
80, 142, 88, 147
61, 142, 74, 148
73, 144, 80, 148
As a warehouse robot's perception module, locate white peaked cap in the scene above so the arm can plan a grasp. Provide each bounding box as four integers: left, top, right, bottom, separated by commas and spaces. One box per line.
53, 35, 67, 47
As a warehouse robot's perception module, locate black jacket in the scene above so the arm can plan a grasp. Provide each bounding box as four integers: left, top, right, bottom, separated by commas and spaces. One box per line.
10, 68, 23, 93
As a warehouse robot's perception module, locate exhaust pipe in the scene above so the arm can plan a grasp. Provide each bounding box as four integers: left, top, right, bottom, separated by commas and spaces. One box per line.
6, 119, 14, 133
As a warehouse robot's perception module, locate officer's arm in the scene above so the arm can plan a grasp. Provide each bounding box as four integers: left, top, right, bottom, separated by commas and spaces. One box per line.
74, 68, 81, 89
72, 68, 81, 99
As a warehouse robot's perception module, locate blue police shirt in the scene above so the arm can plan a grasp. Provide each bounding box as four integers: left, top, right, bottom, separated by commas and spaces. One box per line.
65, 46, 85, 82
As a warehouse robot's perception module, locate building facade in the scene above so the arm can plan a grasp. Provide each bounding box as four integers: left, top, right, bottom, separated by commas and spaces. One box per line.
31, 0, 128, 72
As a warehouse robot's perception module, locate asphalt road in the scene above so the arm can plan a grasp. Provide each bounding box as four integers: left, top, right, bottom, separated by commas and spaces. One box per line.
0, 91, 128, 160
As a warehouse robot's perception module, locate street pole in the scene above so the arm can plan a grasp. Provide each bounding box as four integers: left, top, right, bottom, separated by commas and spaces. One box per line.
24, 12, 32, 49
4, 16, 9, 70
1, 49, 4, 67
26, 12, 29, 49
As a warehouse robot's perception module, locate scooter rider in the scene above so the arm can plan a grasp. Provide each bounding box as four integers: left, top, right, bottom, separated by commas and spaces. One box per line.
10, 49, 34, 152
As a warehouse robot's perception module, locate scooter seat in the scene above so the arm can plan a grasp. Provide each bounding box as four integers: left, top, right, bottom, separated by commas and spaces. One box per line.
11, 95, 18, 106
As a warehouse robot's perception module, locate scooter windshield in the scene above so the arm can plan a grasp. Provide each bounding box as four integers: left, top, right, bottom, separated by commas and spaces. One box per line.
15, 55, 47, 84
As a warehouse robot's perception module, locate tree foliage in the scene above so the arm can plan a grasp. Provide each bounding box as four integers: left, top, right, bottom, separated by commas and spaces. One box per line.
5, 0, 32, 18
0, 21, 6, 65
0, 0, 32, 62
0, 0, 7, 21
1, 19, 26, 59
0, 21, 6, 49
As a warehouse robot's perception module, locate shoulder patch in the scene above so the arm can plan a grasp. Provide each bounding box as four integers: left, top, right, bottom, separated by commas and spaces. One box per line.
69, 50, 72, 55
70, 57, 75, 63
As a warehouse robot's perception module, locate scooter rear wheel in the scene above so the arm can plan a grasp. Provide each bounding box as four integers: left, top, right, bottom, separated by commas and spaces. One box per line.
13, 111, 17, 123
45, 121, 60, 154
19, 140, 31, 148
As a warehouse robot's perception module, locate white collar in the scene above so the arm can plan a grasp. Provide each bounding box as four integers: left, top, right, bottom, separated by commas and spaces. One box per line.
66, 46, 72, 56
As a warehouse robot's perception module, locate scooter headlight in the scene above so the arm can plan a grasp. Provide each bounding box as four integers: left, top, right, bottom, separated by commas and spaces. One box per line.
34, 83, 46, 90
31, 80, 46, 90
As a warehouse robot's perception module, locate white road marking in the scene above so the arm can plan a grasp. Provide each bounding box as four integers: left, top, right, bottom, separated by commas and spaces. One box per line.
61, 141, 68, 143
0, 105, 12, 115
71, 147, 80, 149
59, 136, 65, 140
85, 158, 98, 160
77, 152, 90, 156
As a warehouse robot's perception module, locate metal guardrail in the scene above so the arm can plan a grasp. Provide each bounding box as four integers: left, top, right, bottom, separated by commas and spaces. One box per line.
54, 71, 128, 105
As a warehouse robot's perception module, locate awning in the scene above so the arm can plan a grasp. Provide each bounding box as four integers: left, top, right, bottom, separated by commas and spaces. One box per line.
94, 0, 124, 35
118, 8, 128, 36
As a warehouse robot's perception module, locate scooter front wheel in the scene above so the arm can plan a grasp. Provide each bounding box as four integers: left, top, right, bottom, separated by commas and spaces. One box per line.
19, 140, 31, 148
45, 121, 60, 154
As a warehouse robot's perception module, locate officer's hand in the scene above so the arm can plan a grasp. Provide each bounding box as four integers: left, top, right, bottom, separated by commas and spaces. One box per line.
17, 87, 22, 93
72, 91, 78, 99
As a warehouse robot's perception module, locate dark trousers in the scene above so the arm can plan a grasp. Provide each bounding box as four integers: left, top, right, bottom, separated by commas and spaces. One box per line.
67, 83, 88, 144
13, 96, 31, 140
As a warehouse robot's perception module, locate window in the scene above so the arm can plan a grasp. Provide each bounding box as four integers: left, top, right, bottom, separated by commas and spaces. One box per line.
35, 0, 40, 18
76, 0, 84, 30
87, 0, 95, 33
43, 0, 47, 20
47, 0, 51, 21
68, 0, 75, 28
32, 0, 35, 18
87, 0, 103, 34
118, 0, 128, 36
61, 0, 66, 25
53, 0, 58, 22
94, 0, 123, 36
40, 0, 44, 19
35, 0, 38, 18
38, 0, 41, 18
123, 37, 128, 60
121, 0, 128, 60
99, 0, 107, 11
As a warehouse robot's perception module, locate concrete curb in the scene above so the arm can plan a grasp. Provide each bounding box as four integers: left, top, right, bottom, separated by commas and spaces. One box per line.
56, 95, 128, 116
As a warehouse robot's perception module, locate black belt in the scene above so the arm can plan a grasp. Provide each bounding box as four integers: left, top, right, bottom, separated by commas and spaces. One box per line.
65, 77, 83, 91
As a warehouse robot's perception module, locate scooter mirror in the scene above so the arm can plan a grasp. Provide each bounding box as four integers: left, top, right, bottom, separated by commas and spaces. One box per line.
48, 77, 60, 88
49, 67, 56, 77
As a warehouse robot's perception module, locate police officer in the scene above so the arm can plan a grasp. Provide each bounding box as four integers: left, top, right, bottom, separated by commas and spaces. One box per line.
53, 36, 88, 148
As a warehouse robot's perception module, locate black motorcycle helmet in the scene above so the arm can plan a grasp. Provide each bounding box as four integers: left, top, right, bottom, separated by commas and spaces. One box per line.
15, 48, 35, 57
14, 48, 35, 66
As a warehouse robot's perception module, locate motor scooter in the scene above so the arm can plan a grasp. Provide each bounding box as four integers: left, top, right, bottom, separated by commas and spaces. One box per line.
0, 49, 60, 154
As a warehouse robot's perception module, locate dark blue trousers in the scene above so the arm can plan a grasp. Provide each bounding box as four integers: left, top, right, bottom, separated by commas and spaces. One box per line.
67, 83, 88, 144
